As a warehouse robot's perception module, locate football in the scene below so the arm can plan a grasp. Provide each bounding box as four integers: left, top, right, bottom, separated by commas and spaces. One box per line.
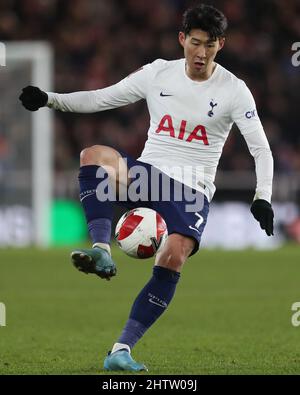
115, 208, 168, 259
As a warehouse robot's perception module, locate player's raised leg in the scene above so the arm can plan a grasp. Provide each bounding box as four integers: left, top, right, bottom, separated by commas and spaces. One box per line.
71, 145, 128, 280
104, 233, 195, 371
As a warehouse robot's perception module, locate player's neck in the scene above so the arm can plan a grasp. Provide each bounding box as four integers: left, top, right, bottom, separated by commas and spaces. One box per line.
185, 62, 217, 82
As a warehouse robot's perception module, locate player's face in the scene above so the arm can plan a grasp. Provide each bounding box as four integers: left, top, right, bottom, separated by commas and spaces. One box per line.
179, 29, 225, 81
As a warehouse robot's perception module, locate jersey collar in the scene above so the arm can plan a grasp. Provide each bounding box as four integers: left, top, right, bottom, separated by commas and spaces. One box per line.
182, 59, 220, 85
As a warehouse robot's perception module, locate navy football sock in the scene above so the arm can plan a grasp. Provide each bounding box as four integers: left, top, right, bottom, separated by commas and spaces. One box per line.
117, 266, 180, 349
79, 165, 113, 245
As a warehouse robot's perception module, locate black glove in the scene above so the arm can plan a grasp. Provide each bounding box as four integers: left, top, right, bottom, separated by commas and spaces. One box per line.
251, 199, 274, 236
19, 85, 48, 111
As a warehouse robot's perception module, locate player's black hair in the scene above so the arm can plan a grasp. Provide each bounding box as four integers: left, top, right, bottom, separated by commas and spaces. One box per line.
182, 4, 228, 40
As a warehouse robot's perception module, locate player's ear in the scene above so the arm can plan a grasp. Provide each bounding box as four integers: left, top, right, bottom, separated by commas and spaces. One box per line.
178, 31, 186, 48
218, 37, 225, 51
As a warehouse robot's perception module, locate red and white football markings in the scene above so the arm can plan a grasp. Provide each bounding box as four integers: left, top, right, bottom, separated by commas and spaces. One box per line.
116, 210, 143, 241
115, 208, 168, 259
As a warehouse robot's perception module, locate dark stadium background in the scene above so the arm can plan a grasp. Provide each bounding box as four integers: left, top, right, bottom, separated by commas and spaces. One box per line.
1, 0, 299, 196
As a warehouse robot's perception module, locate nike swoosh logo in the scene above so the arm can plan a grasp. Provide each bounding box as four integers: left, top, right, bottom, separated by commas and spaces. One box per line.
80, 192, 96, 202
160, 92, 173, 97
148, 299, 167, 308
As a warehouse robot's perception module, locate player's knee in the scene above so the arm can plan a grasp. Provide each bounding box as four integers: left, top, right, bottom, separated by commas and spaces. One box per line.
80, 145, 114, 166
155, 234, 195, 272
80, 145, 99, 166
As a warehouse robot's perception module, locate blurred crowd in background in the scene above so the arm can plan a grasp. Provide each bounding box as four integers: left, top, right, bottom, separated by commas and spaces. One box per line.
1, 0, 300, 174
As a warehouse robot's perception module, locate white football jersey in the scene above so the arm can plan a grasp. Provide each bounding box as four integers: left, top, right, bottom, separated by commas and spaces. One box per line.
47, 58, 273, 202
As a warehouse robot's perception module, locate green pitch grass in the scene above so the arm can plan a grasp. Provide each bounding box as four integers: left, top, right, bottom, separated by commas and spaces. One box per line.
0, 245, 300, 375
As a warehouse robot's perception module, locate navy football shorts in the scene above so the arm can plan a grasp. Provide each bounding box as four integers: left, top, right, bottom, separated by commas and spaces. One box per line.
115, 152, 210, 256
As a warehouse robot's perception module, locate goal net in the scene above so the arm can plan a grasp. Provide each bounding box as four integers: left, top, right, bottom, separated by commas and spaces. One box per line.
0, 42, 53, 246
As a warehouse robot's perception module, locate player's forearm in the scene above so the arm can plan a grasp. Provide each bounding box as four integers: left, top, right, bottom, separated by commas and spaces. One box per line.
244, 128, 274, 203
46, 83, 137, 113
252, 147, 273, 202
46, 91, 104, 113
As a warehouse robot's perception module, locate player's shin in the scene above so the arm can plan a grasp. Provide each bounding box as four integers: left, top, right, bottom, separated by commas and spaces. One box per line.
79, 165, 113, 251
114, 266, 180, 351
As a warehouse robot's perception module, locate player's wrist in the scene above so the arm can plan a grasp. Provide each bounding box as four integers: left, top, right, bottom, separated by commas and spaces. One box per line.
45, 91, 54, 107
253, 192, 272, 204
39, 90, 48, 107
251, 199, 272, 210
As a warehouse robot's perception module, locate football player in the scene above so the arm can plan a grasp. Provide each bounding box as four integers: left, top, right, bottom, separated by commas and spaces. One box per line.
20, 3, 274, 372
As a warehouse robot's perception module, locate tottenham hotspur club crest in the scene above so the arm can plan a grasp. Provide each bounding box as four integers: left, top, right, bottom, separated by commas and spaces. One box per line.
208, 99, 217, 117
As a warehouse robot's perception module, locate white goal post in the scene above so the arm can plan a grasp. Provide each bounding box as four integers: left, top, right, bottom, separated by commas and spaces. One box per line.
1, 42, 54, 246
